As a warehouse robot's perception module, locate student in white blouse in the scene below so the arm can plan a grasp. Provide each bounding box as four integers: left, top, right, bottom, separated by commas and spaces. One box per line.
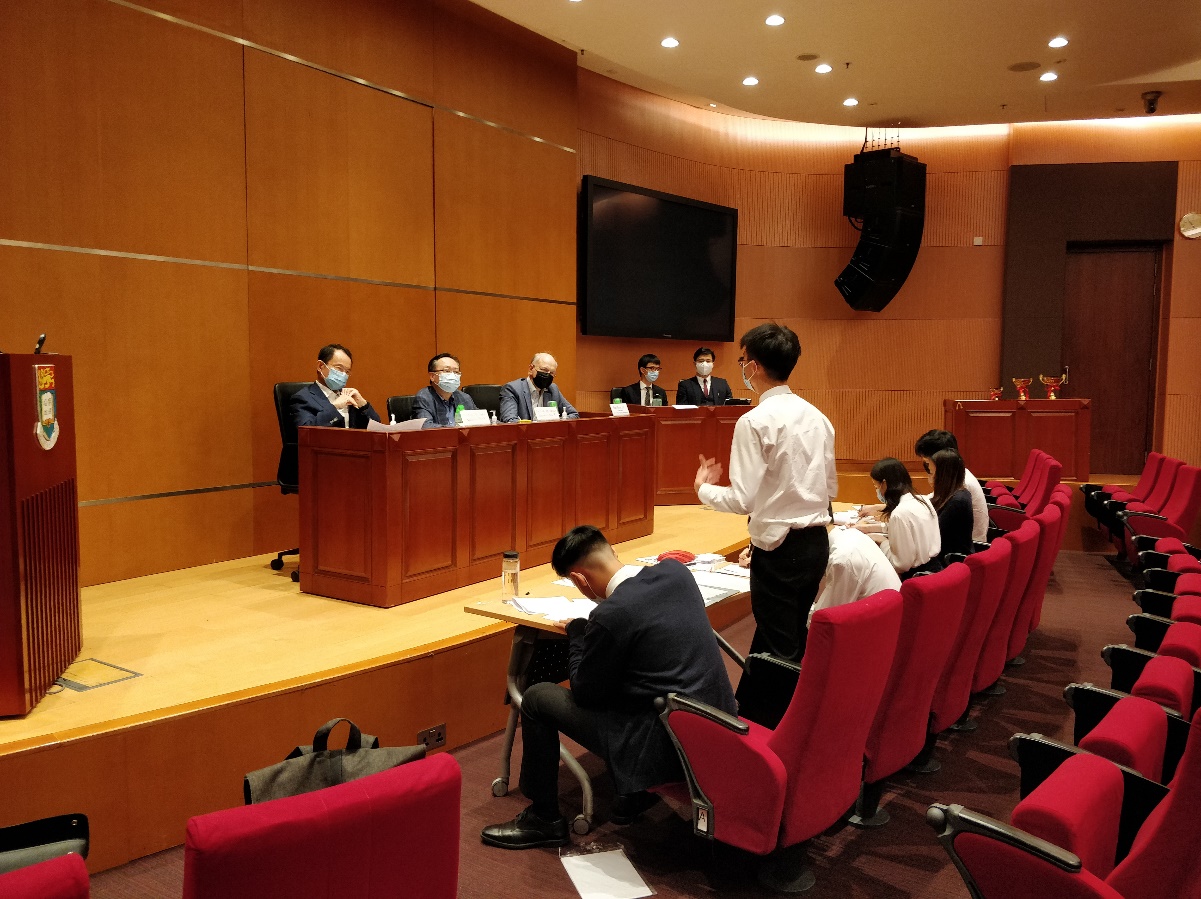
807, 527, 901, 625
854, 458, 942, 579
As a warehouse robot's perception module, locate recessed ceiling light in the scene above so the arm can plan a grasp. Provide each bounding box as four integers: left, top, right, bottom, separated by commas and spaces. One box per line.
709, 103, 717, 107
765, 14, 785, 26
1048, 36, 1069, 48
743, 76, 759, 86
1040, 71, 1058, 82
843, 97, 858, 107
815, 63, 832, 74
661, 36, 679, 48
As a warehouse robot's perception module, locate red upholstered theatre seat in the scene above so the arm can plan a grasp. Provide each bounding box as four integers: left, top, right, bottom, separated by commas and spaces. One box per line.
1077, 696, 1168, 783
1155, 537, 1189, 555
1130, 654, 1196, 717
1006, 502, 1063, 663
987, 448, 1041, 495
0, 854, 89, 899
1175, 573, 1201, 597
1171, 595, 1201, 626
182, 754, 461, 899
1167, 553, 1201, 574
1157, 621, 1201, 669
973, 521, 1041, 694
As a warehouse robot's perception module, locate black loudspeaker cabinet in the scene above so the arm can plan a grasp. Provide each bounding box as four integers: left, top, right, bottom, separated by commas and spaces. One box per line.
837, 149, 926, 312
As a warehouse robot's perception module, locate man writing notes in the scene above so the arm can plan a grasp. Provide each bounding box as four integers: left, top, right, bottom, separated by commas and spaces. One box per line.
498, 353, 580, 422
480, 526, 736, 849
290, 343, 380, 429
694, 323, 837, 674
412, 352, 477, 427
676, 346, 732, 406
618, 353, 669, 406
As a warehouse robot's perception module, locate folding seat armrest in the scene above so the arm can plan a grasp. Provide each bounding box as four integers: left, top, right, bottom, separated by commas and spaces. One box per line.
1080, 483, 1103, 496
1138, 550, 1173, 570
1125, 613, 1173, 652
657, 693, 749, 735
1063, 683, 1125, 744
971, 540, 992, 554
1143, 568, 1181, 593
943, 553, 968, 566
1132, 534, 1160, 554
927, 803, 1085, 873
1132, 589, 1177, 617
988, 505, 1028, 534
1103, 499, 1129, 515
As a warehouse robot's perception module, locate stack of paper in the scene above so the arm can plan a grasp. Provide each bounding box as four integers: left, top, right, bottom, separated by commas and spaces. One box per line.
509, 596, 597, 621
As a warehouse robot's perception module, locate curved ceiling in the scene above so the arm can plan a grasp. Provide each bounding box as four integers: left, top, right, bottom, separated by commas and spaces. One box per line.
471, 0, 1201, 127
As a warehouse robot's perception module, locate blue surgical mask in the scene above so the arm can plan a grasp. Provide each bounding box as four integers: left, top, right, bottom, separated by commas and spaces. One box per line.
876, 488, 886, 503
324, 367, 348, 392
645, 370, 660, 383
740, 361, 757, 393
437, 372, 461, 393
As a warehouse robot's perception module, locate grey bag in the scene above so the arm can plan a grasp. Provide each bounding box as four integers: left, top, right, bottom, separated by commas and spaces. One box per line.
0, 814, 88, 875
243, 718, 426, 804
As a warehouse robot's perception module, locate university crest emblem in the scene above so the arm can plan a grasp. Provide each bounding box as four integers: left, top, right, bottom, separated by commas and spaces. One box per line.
34, 364, 60, 450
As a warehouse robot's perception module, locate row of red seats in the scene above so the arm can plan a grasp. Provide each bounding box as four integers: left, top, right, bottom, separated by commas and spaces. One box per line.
652, 477, 1072, 891
928, 514, 1201, 897
0, 754, 463, 898
988, 448, 1063, 519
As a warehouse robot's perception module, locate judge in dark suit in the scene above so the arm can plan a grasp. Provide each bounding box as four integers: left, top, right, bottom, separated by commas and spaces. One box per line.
481, 525, 737, 850
498, 352, 580, 422
675, 346, 732, 406
412, 352, 477, 427
618, 353, 669, 406
290, 343, 381, 429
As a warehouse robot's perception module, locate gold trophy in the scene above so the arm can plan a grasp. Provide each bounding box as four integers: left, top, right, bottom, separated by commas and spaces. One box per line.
1012, 378, 1032, 401
988, 387, 1003, 401
1039, 372, 1067, 399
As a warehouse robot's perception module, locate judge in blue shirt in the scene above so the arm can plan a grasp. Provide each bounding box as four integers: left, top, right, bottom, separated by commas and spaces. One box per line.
413, 353, 478, 427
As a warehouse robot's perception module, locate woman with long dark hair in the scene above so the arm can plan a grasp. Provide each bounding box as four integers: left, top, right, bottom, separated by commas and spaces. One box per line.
855, 457, 941, 578
929, 448, 974, 561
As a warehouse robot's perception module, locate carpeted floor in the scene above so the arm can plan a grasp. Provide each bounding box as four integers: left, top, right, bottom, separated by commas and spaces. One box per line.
91, 548, 1139, 898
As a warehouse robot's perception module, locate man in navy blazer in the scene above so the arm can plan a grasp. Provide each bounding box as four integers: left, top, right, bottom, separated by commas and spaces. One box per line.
675, 346, 732, 406
481, 526, 736, 849
618, 353, 669, 406
498, 353, 579, 422
412, 352, 478, 427
290, 343, 380, 429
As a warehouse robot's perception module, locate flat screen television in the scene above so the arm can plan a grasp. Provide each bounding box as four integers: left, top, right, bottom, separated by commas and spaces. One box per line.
579, 176, 737, 342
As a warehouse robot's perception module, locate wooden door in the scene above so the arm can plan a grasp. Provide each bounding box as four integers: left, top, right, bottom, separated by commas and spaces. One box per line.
1062, 247, 1159, 475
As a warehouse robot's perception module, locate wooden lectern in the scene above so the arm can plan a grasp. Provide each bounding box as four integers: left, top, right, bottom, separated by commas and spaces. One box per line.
0, 354, 81, 716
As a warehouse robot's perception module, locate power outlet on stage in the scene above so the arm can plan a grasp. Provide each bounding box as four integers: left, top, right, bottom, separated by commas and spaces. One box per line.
418, 723, 447, 749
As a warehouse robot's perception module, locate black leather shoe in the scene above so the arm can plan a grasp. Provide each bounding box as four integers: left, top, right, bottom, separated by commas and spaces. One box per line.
481, 808, 569, 850
611, 790, 660, 825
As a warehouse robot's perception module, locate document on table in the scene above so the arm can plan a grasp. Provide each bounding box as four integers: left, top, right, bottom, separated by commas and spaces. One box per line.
560, 848, 653, 899
367, 418, 425, 433
832, 508, 860, 526
690, 569, 749, 605
508, 596, 597, 622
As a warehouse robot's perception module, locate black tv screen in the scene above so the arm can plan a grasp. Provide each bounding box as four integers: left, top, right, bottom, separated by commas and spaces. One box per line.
580, 176, 737, 342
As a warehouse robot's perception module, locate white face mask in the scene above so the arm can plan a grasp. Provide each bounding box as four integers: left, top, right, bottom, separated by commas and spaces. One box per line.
436, 372, 461, 394
876, 488, 886, 503
696, 361, 714, 377
740, 361, 757, 394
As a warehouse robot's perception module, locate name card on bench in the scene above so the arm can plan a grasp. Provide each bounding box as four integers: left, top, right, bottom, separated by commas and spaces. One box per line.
609, 403, 630, 417
457, 409, 491, 427
532, 406, 561, 422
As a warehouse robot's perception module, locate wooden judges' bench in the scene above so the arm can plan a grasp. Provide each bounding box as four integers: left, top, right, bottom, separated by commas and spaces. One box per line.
299, 414, 656, 607
944, 398, 1091, 480
636, 405, 753, 504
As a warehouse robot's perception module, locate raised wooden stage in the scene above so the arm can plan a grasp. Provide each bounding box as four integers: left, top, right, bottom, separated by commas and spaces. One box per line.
0, 506, 754, 873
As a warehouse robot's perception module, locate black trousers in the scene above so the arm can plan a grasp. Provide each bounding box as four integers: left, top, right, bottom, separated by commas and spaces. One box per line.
745, 525, 830, 663
518, 682, 609, 819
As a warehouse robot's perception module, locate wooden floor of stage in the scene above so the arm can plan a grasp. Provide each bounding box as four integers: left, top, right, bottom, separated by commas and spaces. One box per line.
0, 505, 753, 756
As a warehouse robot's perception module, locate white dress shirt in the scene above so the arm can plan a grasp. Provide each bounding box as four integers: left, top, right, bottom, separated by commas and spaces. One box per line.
878, 492, 941, 574
809, 527, 901, 625
698, 385, 838, 551
922, 468, 988, 543
317, 380, 349, 427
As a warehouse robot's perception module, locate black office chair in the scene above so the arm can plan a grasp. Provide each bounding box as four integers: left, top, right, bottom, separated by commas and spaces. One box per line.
272, 381, 309, 583
463, 384, 501, 416
609, 387, 623, 403
725, 397, 751, 406
386, 395, 418, 422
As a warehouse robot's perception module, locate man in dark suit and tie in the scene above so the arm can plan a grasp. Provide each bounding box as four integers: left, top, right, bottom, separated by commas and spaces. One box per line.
480, 525, 736, 849
619, 353, 669, 406
412, 352, 478, 427
290, 343, 381, 429
675, 346, 732, 406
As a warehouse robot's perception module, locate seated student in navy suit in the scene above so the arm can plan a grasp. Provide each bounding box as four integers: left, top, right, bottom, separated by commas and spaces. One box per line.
618, 354, 669, 406
480, 525, 737, 849
290, 343, 380, 429
498, 353, 580, 422
675, 346, 732, 406
412, 352, 478, 427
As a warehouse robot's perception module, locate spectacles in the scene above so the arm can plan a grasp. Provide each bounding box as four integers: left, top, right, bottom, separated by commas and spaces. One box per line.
643, 366, 661, 372
434, 368, 461, 375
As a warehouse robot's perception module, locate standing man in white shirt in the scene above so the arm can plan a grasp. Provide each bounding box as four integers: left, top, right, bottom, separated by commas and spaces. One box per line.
694, 323, 838, 672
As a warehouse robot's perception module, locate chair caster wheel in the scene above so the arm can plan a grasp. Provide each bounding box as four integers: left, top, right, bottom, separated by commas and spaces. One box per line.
571, 815, 590, 835
491, 778, 508, 797
270, 558, 283, 570
291, 570, 300, 583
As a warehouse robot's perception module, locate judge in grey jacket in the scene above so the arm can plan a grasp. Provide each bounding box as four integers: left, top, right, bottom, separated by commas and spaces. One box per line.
498, 353, 579, 422
481, 525, 736, 850
412, 352, 477, 427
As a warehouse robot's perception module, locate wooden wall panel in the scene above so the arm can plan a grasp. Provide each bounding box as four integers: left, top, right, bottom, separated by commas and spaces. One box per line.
244, 50, 435, 284
80, 490, 255, 586
243, 0, 435, 100
0, 0, 247, 263
252, 487, 299, 557
1163, 395, 1201, 467
1012, 118, 1201, 166
575, 336, 740, 412
1165, 319, 1201, 395
246, 272, 437, 485
0, 245, 252, 501
924, 170, 1009, 246
432, 291, 578, 399
433, 111, 577, 301
433, 0, 577, 149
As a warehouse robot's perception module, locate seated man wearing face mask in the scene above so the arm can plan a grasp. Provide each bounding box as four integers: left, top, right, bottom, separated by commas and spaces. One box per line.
498, 352, 580, 422
675, 346, 732, 406
290, 343, 380, 429
618, 354, 669, 406
412, 352, 477, 427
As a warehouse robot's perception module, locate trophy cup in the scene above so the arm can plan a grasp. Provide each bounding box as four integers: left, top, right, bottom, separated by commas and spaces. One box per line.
1039, 372, 1067, 399
1012, 378, 1032, 401
988, 388, 1003, 401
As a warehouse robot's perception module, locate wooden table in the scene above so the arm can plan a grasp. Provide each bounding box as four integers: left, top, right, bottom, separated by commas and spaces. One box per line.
944, 398, 1091, 480
634, 405, 753, 505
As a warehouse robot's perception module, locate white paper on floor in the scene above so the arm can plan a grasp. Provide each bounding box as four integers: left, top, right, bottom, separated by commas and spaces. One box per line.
560, 847, 654, 899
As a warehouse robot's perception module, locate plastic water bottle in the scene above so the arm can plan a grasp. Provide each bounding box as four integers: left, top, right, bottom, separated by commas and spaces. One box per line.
501, 551, 520, 601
